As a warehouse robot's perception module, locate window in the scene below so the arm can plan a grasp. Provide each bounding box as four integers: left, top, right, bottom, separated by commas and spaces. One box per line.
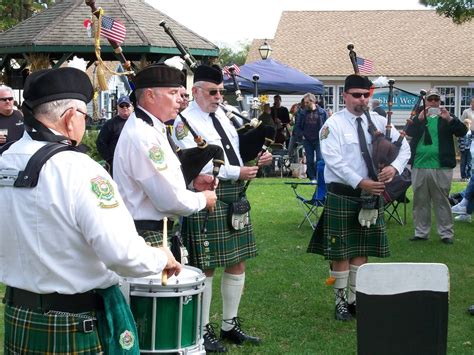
460, 87, 474, 118
337, 86, 345, 111
323, 86, 335, 112
435, 87, 456, 116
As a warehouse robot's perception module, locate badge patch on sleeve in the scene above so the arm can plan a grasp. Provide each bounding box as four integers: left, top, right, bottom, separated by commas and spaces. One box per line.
91, 176, 119, 208
320, 126, 330, 140
148, 144, 167, 170
119, 330, 135, 350
174, 121, 189, 141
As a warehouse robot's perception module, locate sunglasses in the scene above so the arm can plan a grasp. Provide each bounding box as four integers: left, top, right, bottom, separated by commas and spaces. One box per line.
76, 108, 93, 122
181, 93, 190, 99
197, 87, 226, 96
427, 97, 440, 102
0, 97, 14, 102
347, 92, 371, 99
119, 103, 131, 108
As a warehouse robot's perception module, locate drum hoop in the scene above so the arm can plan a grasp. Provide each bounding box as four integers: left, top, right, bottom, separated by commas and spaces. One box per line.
130, 287, 204, 298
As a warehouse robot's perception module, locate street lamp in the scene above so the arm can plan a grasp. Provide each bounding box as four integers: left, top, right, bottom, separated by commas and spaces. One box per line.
258, 40, 272, 60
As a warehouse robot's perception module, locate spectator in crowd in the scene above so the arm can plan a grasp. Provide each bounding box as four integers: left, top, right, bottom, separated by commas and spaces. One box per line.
461, 97, 474, 121
0, 85, 24, 148
457, 118, 472, 180
296, 93, 328, 182
96, 95, 133, 176
271, 94, 290, 146
451, 175, 474, 223
288, 101, 304, 163
371, 98, 387, 117
179, 86, 190, 113
406, 89, 467, 244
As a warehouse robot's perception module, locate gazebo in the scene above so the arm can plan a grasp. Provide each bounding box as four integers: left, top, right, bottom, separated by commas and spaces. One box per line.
0, 0, 219, 91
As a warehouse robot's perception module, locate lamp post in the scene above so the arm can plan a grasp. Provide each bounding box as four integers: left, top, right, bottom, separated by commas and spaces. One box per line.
258, 40, 272, 60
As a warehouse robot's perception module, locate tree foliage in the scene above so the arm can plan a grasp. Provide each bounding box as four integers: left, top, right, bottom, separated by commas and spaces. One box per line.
419, 0, 474, 24
0, 0, 55, 31
217, 41, 251, 67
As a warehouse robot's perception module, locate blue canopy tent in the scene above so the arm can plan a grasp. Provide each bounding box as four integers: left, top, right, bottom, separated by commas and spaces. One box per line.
224, 58, 324, 95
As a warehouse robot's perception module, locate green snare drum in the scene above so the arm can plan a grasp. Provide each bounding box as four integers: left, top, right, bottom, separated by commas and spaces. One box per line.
125, 266, 205, 354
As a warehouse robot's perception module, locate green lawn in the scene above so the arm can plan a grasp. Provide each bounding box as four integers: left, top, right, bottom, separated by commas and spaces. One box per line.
1, 178, 473, 354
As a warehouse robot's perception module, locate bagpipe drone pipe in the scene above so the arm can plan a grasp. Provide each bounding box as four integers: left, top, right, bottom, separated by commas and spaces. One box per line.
159, 20, 276, 164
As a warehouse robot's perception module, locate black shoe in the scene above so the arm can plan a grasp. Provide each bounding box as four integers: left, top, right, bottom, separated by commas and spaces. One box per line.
220, 317, 262, 345
441, 238, 453, 245
468, 305, 474, 315
347, 302, 356, 317
409, 236, 428, 242
335, 300, 352, 321
204, 323, 227, 353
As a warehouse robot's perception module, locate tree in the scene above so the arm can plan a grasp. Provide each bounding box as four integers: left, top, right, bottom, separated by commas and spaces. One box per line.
0, 0, 55, 31
217, 41, 251, 67
419, 0, 474, 24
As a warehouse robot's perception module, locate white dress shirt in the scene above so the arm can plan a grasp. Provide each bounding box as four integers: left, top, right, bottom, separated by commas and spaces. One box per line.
320, 108, 411, 188
173, 101, 242, 181
0, 134, 168, 294
113, 106, 206, 221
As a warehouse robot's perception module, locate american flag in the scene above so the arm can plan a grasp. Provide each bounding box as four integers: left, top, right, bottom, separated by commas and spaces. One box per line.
222, 64, 240, 79
357, 57, 374, 74
100, 15, 126, 44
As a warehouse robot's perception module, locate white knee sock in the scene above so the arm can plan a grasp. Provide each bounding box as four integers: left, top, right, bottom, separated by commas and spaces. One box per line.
331, 270, 349, 305
221, 272, 245, 331
202, 276, 213, 332
348, 264, 359, 305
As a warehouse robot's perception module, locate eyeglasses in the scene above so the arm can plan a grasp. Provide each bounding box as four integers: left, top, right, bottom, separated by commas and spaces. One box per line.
119, 103, 131, 108
347, 92, 371, 99
427, 97, 440, 102
196, 86, 226, 96
0, 97, 14, 102
76, 108, 93, 122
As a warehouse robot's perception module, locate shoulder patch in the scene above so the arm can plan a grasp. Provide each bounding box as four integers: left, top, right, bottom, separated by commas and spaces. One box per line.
175, 121, 189, 141
320, 125, 330, 140
91, 176, 119, 209
148, 144, 167, 170
119, 329, 135, 350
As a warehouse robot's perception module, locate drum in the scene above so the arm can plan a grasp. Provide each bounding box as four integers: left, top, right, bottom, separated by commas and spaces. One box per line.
125, 266, 206, 354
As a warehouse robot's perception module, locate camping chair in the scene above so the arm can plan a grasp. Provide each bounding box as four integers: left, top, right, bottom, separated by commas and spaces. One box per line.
270, 143, 290, 177
383, 168, 411, 225
285, 160, 326, 229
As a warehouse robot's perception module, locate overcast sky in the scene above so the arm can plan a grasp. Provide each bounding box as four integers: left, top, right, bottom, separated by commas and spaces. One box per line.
145, 0, 429, 47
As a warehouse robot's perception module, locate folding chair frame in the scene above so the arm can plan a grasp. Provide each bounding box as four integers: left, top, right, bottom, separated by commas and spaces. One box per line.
285, 181, 323, 230
384, 194, 409, 225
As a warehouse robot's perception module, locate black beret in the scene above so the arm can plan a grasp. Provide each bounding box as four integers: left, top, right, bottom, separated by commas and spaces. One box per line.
193, 64, 223, 84
23, 67, 93, 108
134, 64, 184, 89
344, 74, 372, 91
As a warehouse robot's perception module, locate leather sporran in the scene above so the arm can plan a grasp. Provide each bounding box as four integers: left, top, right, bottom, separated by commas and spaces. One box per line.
228, 197, 251, 230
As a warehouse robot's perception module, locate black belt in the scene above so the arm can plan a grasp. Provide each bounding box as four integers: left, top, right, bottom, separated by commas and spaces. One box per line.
134, 219, 174, 232
327, 183, 362, 197
3, 286, 104, 313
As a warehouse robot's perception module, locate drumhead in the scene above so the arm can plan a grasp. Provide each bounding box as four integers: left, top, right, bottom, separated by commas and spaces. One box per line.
126, 265, 205, 291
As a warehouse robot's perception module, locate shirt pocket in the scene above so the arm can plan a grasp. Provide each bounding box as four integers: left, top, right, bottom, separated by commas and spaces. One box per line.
342, 133, 360, 156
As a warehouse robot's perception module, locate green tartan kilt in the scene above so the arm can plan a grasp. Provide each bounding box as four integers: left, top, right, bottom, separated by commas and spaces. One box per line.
4, 285, 139, 354
4, 304, 102, 354
137, 229, 164, 248
182, 181, 257, 270
307, 192, 390, 260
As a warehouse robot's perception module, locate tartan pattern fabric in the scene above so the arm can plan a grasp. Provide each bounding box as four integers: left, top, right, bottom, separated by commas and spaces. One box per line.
137, 229, 164, 248
307, 192, 389, 260
182, 181, 257, 270
4, 304, 102, 354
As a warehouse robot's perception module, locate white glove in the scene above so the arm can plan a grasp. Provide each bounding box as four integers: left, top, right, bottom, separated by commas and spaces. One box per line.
358, 208, 378, 228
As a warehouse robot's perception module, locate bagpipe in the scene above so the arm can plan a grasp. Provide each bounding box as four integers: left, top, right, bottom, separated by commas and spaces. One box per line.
84, 1, 224, 186
347, 44, 420, 172
159, 20, 275, 164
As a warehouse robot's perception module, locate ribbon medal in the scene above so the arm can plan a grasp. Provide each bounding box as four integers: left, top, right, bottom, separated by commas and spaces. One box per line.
90, 176, 119, 208
148, 144, 167, 170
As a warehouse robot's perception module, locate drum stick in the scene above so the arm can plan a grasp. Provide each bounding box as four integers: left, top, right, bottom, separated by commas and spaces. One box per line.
161, 217, 168, 286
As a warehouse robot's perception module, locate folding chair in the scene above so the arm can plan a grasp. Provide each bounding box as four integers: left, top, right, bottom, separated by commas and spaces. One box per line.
285, 160, 326, 229
383, 168, 411, 225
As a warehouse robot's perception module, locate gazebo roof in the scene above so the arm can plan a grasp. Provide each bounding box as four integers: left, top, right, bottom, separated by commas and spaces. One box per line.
0, 0, 219, 63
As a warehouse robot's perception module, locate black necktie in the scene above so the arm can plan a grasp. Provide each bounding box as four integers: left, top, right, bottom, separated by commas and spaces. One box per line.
210, 113, 240, 165
356, 117, 378, 180
165, 128, 180, 157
